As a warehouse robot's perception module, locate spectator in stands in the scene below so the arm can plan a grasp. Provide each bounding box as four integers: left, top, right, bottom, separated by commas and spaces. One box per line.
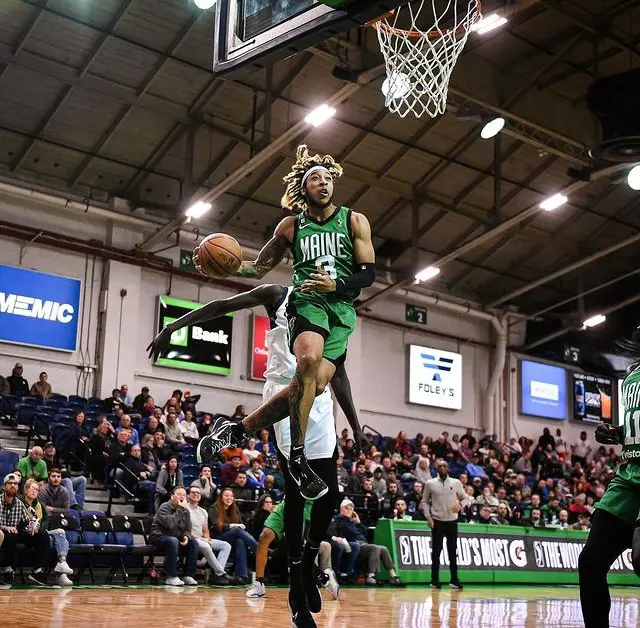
557, 509, 570, 529
341, 438, 357, 461
163, 397, 184, 422
393, 431, 414, 457
430, 434, 451, 461
414, 457, 432, 485
185, 485, 234, 585
109, 427, 131, 470
475, 486, 500, 513
140, 434, 160, 475
119, 384, 133, 407
153, 432, 170, 463
246, 458, 265, 489
140, 396, 156, 419
372, 467, 386, 498
141, 414, 164, 440
383, 481, 400, 503
495, 502, 510, 525
149, 485, 198, 586
0, 473, 50, 585
122, 444, 156, 511
0, 373, 9, 394
403, 481, 424, 517
209, 488, 257, 584
475, 505, 496, 524
529, 508, 544, 527
191, 466, 217, 510
513, 451, 532, 475
22, 477, 74, 585
30, 371, 52, 399
555, 428, 568, 460
155, 454, 183, 512
198, 413, 213, 439
222, 441, 247, 464
41, 442, 85, 509
568, 493, 589, 522
89, 420, 113, 481
38, 468, 72, 516
571, 431, 592, 467
260, 442, 278, 469
230, 404, 247, 422
7, 363, 29, 396
251, 494, 274, 540
116, 415, 139, 446
338, 428, 349, 450
179, 410, 198, 444
361, 477, 375, 498
163, 411, 185, 449
64, 410, 90, 470
348, 461, 366, 494
132, 386, 150, 413
257, 429, 276, 455
232, 471, 254, 501
103, 388, 126, 413
542, 497, 562, 524
327, 498, 402, 586
505, 437, 522, 456
17, 447, 48, 484
221, 454, 242, 487
243, 438, 261, 464
538, 427, 555, 452
391, 498, 412, 521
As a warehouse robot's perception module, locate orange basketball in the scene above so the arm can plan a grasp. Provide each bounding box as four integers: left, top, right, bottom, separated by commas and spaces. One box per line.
196, 233, 243, 278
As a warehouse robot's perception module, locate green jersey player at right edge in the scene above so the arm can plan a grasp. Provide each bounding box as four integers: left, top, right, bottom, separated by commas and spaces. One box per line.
579, 334, 640, 628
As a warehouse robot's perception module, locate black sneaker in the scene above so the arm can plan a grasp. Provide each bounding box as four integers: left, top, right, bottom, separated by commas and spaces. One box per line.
288, 455, 328, 501
289, 590, 317, 628
390, 576, 405, 587
209, 572, 231, 586
3, 571, 15, 586
449, 581, 463, 590
303, 566, 323, 613
196, 418, 244, 463
430, 581, 441, 589
28, 569, 46, 586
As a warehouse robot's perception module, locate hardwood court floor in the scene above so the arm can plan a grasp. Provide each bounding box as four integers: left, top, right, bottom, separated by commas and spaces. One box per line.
0, 584, 638, 627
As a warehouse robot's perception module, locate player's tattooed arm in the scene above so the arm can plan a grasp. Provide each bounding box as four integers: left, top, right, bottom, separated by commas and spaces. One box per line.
236, 216, 294, 279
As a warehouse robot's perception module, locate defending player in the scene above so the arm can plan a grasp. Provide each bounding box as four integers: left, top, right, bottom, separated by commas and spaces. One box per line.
147, 283, 364, 627
578, 350, 640, 628
197, 145, 376, 502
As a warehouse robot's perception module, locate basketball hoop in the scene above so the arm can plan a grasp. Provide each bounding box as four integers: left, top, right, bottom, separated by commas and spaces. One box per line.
370, 1, 482, 119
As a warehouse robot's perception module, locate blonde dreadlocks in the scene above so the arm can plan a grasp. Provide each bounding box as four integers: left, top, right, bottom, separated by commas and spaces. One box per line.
281, 145, 343, 213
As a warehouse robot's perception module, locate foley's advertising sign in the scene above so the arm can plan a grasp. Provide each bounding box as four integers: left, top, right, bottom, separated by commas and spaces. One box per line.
407, 345, 463, 410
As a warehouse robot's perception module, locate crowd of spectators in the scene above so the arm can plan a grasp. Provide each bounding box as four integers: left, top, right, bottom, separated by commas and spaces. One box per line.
0, 369, 621, 587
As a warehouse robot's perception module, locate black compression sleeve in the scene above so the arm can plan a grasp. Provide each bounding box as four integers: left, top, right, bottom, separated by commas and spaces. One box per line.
335, 262, 375, 295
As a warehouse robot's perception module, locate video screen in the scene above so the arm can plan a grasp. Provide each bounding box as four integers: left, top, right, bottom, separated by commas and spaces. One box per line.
520, 360, 567, 420
572, 372, 612, 424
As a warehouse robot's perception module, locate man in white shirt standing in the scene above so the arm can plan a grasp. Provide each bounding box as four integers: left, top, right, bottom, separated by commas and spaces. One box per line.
421, 460, 472, 590
185, 485, 237, 585
571, 431, 592, 467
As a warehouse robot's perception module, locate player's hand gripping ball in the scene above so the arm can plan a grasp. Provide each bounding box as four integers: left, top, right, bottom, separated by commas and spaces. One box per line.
193, 233, 243, 278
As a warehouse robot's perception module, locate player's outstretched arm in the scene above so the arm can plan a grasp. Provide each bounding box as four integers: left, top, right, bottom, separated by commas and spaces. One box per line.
330, 363, 367, 455
146, 284, 284, 360
236, 216, 294, 279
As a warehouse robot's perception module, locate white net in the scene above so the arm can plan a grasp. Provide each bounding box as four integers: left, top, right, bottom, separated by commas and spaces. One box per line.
373, 0, 482, 118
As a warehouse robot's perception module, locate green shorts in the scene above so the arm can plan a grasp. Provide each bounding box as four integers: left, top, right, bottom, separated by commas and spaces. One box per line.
287, 291, 356, 364
264, 500, 313, 540
595, 463, 640, 527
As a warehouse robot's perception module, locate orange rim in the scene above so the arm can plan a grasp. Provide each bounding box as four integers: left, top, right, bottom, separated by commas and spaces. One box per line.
369, 0, 482, 40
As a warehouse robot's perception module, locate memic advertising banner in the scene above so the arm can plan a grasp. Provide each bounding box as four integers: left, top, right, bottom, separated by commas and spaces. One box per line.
0, 264, 81, 352
407, 345, 463, 410
155, 296, 233, 375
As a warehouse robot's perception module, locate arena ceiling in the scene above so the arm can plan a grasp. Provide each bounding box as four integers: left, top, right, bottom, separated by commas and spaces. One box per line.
2, 0, 640, 355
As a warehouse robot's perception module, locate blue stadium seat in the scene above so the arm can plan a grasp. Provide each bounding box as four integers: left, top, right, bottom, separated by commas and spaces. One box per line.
0, 451, 19, 476
18, 397, 39, 406
50, 393, 67, 402
68, 396, 87, 407
80, 513, 128, 583
15, 405, 37, 430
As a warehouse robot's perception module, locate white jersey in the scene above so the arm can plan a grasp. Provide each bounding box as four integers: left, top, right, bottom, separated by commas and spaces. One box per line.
264, 288, 337, 461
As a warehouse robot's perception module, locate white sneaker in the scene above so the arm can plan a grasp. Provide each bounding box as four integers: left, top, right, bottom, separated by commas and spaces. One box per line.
246, 581, 266, 598
57, 573, 73, 586
54, 561, 74, 575
183, 576, 198, 586
323, 568, 340, 600
166, 577, 184, 586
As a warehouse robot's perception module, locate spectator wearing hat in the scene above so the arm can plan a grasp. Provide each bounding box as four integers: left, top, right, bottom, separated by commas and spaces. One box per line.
30, 372, 52, 400
149, 486, 199, 587
155, 455, 183, 512
7, 363, 29, 397
0, 472, 50, 585
17, 447, 48, 485
133, 386, 150, 413
372, 467, 387, 498
221, 455, 242, 487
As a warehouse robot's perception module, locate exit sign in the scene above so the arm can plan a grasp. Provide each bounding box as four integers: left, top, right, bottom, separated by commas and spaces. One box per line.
406, 304, 427, 325
564, 346, 580, 364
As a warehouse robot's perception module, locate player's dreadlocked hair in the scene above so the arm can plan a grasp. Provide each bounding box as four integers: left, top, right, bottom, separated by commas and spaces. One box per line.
281, 144, 343, 213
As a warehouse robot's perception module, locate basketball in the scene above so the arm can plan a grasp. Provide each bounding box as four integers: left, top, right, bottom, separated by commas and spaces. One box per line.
196, 233, 243, 277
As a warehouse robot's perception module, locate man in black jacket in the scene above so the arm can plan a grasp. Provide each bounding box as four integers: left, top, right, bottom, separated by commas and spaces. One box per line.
7, 363, 29, 396
148, 486, 198, 586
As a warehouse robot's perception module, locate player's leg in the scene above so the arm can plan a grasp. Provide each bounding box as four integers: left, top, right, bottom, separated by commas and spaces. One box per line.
579, 509, 633, 628
430, 521, 444, 588
247, 527, 277, 598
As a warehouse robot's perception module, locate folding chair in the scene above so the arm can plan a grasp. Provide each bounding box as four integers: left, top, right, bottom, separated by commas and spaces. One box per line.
48, 512, 95, 583
112, 515, 160, 583
0, 451, 19, 477
68, 396, 87, 407
80, 513, 129, 584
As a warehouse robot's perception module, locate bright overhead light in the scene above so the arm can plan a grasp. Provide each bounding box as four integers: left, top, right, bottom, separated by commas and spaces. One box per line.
628, 164, 640, 190
583, 314, 606, 329
415, 266, 440, 282
539, 193, 568, 211
193, 0, 215, 9
480, 117, 505, 139
382, 72, 412, 101
185, 201, 212, 219
304, 104, 336, 127
471, 13, 508, 35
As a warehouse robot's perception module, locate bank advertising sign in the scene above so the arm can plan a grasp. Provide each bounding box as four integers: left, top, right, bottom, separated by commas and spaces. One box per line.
0, 264, 81, 352
155, 296, 233, 375
408, 345, 462, 410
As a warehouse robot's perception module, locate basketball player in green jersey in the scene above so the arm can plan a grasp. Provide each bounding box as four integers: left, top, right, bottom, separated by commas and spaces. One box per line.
579, 345, 640, 628
197, 144, 375, 503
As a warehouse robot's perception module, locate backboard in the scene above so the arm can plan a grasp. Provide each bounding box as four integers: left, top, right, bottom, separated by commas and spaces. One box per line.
213, 0, 408, 77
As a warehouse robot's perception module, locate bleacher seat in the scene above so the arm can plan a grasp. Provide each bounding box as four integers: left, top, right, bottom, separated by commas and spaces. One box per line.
18, 397, 40, 407
80, 513, 128, 583
0, 451, 19, 476
112, 515, 160, 583
15, 405, 37, 430
68, 396, 88, 407
50, 393, 67, 402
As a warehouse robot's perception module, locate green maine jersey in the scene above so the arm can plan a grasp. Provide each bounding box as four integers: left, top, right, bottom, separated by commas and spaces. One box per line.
620, 365, 640, 462
291, 205, 358, 302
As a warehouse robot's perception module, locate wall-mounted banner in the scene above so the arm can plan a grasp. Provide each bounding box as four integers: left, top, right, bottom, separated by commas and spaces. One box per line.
250, 314, 270, 381
520, 359, 567, 420
572, 372, 612, 424
155, 296, 233, 375
407, 345, 462, 409
0, 264, 81, 352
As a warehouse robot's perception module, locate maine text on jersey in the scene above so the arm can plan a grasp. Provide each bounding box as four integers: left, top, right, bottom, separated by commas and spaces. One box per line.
624, 380, 640, 414
299, 232, 348, 263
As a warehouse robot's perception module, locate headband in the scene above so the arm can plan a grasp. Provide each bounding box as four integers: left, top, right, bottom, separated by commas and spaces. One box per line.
301, 165, 331, 189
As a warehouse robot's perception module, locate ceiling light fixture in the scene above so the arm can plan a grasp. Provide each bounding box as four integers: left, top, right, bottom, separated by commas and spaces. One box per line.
185, 201, 212, 219
415, 266, 440, 282
628, 164, 640, 190
480, 117, 505, 139
582, 314, 606, 329
193, 0, 215, 9
539, 193, 568, 211
470, 13, 508, 35
304, 104, 337, 127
